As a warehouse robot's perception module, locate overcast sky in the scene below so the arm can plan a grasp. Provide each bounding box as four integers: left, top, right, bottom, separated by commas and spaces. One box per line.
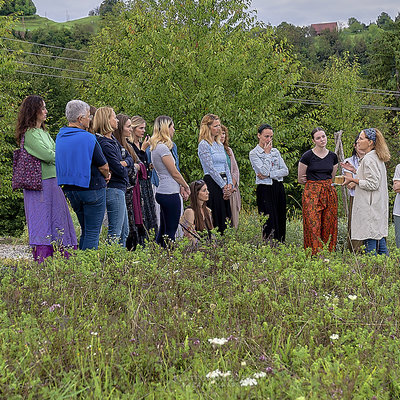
33, 0, 399, 26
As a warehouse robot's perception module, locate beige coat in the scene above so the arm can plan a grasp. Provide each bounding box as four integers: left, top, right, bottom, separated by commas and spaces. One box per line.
351, 150, 388, 240
228, 147, 241, 228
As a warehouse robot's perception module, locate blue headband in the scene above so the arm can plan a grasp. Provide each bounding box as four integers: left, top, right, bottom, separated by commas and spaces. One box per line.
364, 128, 376, 143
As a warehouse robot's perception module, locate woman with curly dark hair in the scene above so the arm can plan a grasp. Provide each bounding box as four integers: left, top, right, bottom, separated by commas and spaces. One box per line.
16, 95, 77, 262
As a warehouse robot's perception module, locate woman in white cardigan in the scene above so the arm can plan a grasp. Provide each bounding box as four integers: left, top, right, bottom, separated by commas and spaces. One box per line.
342, 128, 390, 255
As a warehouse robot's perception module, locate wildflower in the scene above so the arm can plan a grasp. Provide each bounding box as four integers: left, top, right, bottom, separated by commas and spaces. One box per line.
90, 331, 98, 336
129, 338, 136, 342
348, 295, 357, 301
41, 301, 48, 306
330, 334, 339, 340
193, 339, 200, 345
49, 304, 61, 312
231, 263, 239, 271
259, 355, 266, 361
324, 258, 330, 263
206, 369, 231, 379
265, 366, 274, 374
208, 337, 228, 346
253, 372, 267, 378
227, 335, 238, 341
240, 377, 257, 387
241, 361, 247, 366
210, 303, 216, 311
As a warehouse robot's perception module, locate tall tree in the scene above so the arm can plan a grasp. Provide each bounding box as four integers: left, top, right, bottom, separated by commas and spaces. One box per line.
0, 0, 36, 16
84, 0, 301, 203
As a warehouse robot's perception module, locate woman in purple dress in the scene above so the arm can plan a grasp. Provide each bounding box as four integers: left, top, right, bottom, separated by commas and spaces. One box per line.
15, 95, 77, 262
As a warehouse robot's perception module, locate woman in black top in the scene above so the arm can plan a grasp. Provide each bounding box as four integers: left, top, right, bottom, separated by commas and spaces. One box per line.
298, 127, 338, 254
128, 115, 158, 241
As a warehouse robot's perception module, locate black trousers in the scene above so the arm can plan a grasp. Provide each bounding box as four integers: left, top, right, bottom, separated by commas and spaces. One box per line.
256, 181, 286, 242
204, 175, 231, 234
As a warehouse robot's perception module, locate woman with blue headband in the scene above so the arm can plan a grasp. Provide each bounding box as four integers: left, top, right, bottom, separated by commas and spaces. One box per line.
342, 128, 390, 255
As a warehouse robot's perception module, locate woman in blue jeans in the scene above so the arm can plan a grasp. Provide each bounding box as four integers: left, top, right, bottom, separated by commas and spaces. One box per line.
56, 100, 110, 250
94, 107, 133, 247
149, 116, 190, 247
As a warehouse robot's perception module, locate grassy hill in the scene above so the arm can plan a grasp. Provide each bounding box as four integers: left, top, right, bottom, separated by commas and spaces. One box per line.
13, 14, 100, 32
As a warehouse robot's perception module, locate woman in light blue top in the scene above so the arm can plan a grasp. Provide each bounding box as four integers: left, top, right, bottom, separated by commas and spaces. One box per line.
249, 123, 288, 242
198, 114, 233, 233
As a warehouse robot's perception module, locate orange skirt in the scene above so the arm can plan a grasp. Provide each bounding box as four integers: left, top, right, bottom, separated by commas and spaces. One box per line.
302, 179, 338, 254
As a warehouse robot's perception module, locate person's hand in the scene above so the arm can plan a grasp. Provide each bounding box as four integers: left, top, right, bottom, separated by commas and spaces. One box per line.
257, 172, 268, 180
223, 184, 233, 199
340, 161, 356, 174
263, 140, 272, 154
347, 182, 356, 190
105, 172, 111, 183
142, 136, 150, 151
180, 185, 190, 201
120, 160, 128, 167
343, 175, 354, 186
298, 174, 307, 184
134, 163, 141, 172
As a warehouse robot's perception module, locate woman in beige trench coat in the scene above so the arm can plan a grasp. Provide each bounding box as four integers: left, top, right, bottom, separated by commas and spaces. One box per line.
342, 128, 390, 255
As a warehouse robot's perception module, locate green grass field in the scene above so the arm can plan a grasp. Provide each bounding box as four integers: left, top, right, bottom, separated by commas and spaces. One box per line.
1, 212, 400, 398
13, 14, 100, 32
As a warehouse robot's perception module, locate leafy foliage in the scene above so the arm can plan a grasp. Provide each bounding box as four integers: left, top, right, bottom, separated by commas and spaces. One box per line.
0, 0, 36, 16
85, 0, 301, 204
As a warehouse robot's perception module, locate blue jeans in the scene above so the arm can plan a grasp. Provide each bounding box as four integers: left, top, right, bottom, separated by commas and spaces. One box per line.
64, 188, 106, 250
106, 187, 129, 247
394, 215, 400, 248
364, 238, 389, 256
155, 193, 181, 247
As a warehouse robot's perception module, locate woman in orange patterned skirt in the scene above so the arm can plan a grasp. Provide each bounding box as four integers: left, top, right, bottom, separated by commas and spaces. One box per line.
298, 127, 338, 254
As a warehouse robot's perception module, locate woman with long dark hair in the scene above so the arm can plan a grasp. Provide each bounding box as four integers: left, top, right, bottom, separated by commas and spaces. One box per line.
16, 95, 77, 262
180, 180, 214, 244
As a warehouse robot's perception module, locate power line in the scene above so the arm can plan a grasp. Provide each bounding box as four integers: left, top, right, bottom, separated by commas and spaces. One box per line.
16, 70, 90, 82
16, 61, 92, 75
5, 48, 88, 62
1, 36, 89, 53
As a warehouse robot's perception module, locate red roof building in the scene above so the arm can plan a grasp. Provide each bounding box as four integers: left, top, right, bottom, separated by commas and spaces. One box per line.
311, 22, 338, 35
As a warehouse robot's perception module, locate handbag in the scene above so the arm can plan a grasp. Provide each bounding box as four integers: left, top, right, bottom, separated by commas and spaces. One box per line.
12, 134, 43, 191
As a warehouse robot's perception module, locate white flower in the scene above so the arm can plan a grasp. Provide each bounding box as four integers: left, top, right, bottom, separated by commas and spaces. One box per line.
348, 295, 357, 301
240, 377, 258, 387
330, 334, 339, 340
232, 263, 239, 271
241, 361, 247, 366
208, 338, 228, 346
90, 331, 98, 336
253, 372, 267, 379
206, 369, 231, 379
324, 258, 330, 263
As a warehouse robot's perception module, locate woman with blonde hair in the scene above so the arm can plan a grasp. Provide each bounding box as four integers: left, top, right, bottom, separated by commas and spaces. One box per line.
198, 114, 233, 233
342, 128, 390, 255
94, 107, 134, 246
129, 115, 158, 242
220, 124, 241, 228
150, 115, 190, 247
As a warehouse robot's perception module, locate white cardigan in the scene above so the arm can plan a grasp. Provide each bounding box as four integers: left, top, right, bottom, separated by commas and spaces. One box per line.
351, 150, 388, 240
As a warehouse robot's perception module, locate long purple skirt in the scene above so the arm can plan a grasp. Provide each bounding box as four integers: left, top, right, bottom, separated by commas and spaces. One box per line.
24, 178, 77, 250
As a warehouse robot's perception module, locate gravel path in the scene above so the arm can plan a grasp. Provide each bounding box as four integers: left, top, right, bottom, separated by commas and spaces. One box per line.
0, 241, 31, 261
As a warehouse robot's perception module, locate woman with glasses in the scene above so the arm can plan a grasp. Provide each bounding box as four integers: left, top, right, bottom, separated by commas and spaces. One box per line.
150, 115, 190, 247
198, 114, 233, 233
342, 128, 390, 255
180, 180, 213, 244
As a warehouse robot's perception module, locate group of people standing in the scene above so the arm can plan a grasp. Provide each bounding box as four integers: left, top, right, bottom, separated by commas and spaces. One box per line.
14, 94, 395, 262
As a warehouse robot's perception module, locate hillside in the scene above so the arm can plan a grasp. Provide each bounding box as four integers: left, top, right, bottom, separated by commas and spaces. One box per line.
13, 14, 100, 32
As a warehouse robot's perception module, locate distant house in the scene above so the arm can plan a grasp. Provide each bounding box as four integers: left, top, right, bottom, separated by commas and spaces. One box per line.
311, 22, 338, 35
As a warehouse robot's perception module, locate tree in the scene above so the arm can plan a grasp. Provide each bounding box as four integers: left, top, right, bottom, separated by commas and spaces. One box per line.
99, 0, 122, 17
84, 0, 301, 204
376, 12, 394, 30
0, 4, 27, 235
347, 17, 366, 33
0, 0, 36, 16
